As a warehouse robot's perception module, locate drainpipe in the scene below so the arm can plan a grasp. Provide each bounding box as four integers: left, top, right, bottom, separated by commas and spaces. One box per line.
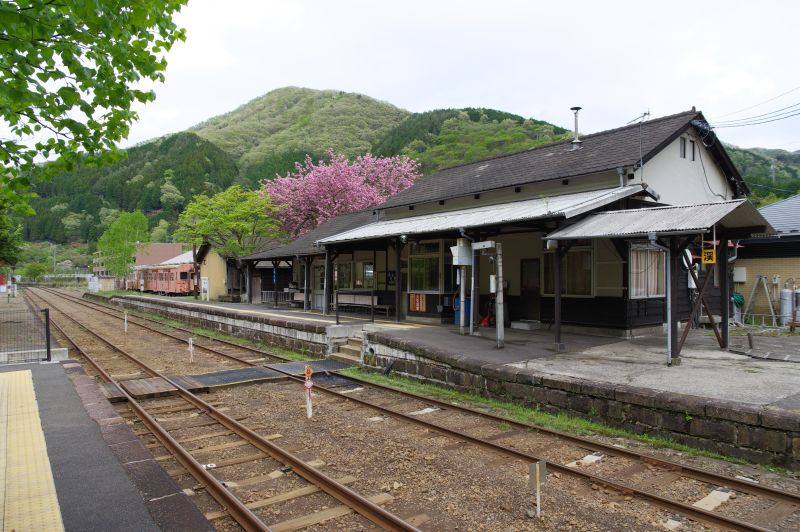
459, 229, 476, 336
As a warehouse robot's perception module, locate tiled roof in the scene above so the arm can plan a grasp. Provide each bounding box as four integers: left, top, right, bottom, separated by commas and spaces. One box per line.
758, 194, 800, 235
380, 110, 734, 209
240, 210, 376, 260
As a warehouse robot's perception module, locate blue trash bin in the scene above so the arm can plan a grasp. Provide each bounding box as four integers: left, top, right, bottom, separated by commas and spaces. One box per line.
453, 297, 471, 324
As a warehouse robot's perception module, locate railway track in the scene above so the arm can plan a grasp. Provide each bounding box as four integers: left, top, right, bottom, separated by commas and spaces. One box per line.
26, 288, 419, 531
34, 288, 800, 530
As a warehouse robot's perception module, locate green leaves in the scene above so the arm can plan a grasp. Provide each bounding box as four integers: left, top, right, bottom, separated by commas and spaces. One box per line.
174, 186, 283, 258
97, 210, 150, 278
0, 0, 187, 215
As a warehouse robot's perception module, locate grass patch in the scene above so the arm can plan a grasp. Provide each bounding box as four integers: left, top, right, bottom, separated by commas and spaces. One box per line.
340, 368, 799, 478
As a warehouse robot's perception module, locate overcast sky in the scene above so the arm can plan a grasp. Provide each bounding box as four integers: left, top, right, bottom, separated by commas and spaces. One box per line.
127, 0, 800, 150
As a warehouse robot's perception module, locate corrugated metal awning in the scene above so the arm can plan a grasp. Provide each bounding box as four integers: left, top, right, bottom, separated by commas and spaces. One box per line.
318, 186, 651, 245
545, 200, 773, 240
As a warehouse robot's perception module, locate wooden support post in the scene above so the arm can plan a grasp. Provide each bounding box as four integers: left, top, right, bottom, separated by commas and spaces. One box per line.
553, 244, 564, 352
471, 246, 479, 334
246, 263, 252, 304
394, 241, 402, 323
302, 256, 309, 311
677, 264, 713, 354
323, 250, 332, 315
271, 261, 279, 308
719, 233, 729, 349
687, 264, 724, 346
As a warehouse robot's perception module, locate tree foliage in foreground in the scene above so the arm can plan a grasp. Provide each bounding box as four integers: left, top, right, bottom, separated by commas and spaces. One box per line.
262, 150, 421, 239
174, 186, 283, 258
97, 211, 149, 278
0, 0, 187, 214
0, 215, 22, 265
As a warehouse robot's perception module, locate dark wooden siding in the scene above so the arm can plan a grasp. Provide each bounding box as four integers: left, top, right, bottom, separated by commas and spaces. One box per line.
738, 239, 800, 259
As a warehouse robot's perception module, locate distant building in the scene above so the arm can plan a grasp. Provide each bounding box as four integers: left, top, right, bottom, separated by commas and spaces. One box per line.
94, 243, 186, 288
737, 194, 800, 321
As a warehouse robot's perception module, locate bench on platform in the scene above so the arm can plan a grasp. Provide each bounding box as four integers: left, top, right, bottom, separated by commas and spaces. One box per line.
334, 293, 393, 317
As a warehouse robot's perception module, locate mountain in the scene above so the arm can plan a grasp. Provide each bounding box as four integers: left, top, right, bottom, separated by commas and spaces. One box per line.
190, 87, 410, 185
23, 132, 238, 242
372, 108, 570, 174
724, 145, 800, 206
20, 86, 800, 244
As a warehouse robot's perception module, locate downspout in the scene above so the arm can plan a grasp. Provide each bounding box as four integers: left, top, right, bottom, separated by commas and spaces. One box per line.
459, 229, 476, 336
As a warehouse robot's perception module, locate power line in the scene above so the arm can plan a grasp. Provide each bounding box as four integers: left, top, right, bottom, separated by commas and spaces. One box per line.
711, 84, 800, 119
748, 182, 797, 193
711, 109, 800, 128
711, 100, 800, 126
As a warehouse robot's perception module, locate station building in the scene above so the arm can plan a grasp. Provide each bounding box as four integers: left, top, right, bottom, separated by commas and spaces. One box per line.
242, 110, 772, 357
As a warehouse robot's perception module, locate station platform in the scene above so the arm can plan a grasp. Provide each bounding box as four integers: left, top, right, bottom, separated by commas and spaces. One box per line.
111, 293, 426, 330
0, 361, 209, 531
367, 325, 800, 409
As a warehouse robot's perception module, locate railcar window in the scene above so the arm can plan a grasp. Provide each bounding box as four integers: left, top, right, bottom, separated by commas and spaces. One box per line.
180, 272, 188, 280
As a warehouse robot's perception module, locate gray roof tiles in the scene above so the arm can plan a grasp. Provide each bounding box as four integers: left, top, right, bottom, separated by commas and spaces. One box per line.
758, 194, 800, 234
380, 110, 712, 209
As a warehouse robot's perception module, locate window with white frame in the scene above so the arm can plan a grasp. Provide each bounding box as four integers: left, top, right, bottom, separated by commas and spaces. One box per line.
542, 240, 593, 296
629, 244, 666, 298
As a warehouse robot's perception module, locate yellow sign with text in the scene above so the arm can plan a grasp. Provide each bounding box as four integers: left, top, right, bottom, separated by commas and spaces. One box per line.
701, 248, 716, 264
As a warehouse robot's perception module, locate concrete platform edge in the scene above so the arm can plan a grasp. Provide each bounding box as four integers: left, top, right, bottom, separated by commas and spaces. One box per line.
60, 360, 212, 531
363, 331, 800, 469
86, 293, 329, 356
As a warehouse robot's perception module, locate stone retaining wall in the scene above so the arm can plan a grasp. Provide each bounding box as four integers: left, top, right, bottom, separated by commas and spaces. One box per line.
364, 332, 799, 468
89, 295, 328, 356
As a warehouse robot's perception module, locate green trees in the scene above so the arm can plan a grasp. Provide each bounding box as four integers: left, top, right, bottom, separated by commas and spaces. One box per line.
150, 220, 171, 243
22, 262, 48, 281
175, 186, 282, 258
0, 215, 22, 265
97, 211, 149, 278
0, 0, 187, 216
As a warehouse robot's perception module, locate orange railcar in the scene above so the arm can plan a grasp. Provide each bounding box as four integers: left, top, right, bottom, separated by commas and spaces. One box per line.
134, 263, 196, 295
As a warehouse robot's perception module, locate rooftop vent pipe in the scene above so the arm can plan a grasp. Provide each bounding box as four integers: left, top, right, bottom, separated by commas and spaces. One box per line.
570, 106, 582, 150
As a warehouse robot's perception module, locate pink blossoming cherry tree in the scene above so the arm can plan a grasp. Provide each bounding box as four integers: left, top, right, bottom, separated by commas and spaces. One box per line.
262, 150, 420, 239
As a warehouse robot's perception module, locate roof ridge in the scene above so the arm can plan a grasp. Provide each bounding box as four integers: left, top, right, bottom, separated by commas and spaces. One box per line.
758, 193, 799, 211
425, 109, 700, 175
597, 199, 742, 215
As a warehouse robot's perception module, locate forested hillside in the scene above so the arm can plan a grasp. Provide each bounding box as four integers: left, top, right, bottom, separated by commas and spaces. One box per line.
20, 86, 800, 245
726, 145, 800, 206
373, 108, 570, 174
24, 132, 237, 242
190, 87, 410, 185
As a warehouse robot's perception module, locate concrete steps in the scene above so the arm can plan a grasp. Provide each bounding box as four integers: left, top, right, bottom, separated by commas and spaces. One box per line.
329, 337, 362, 365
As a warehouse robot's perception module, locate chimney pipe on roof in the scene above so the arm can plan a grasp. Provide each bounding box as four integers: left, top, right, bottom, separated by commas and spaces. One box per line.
570, 106, 582, 150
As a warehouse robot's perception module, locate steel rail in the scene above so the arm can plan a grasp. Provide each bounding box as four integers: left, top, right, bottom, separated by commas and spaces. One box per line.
30, 289, 418, 532
25, 291, 271, 532
46, 290, 800, 527
53, 289, 800, 507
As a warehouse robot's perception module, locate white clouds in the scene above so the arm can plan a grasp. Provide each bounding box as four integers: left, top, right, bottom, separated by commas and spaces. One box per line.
125, 0, 800, 150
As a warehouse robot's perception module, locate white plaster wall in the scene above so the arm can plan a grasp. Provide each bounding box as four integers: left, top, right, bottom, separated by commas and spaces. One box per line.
638, 132, 733, 205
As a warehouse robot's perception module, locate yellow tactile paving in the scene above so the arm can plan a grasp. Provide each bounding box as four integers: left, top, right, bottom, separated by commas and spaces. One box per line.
0, 370, 64, 532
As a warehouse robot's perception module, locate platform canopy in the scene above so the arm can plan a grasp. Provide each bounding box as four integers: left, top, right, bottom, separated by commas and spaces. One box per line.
317, 185, 653, 245
545, 200, 773, 240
